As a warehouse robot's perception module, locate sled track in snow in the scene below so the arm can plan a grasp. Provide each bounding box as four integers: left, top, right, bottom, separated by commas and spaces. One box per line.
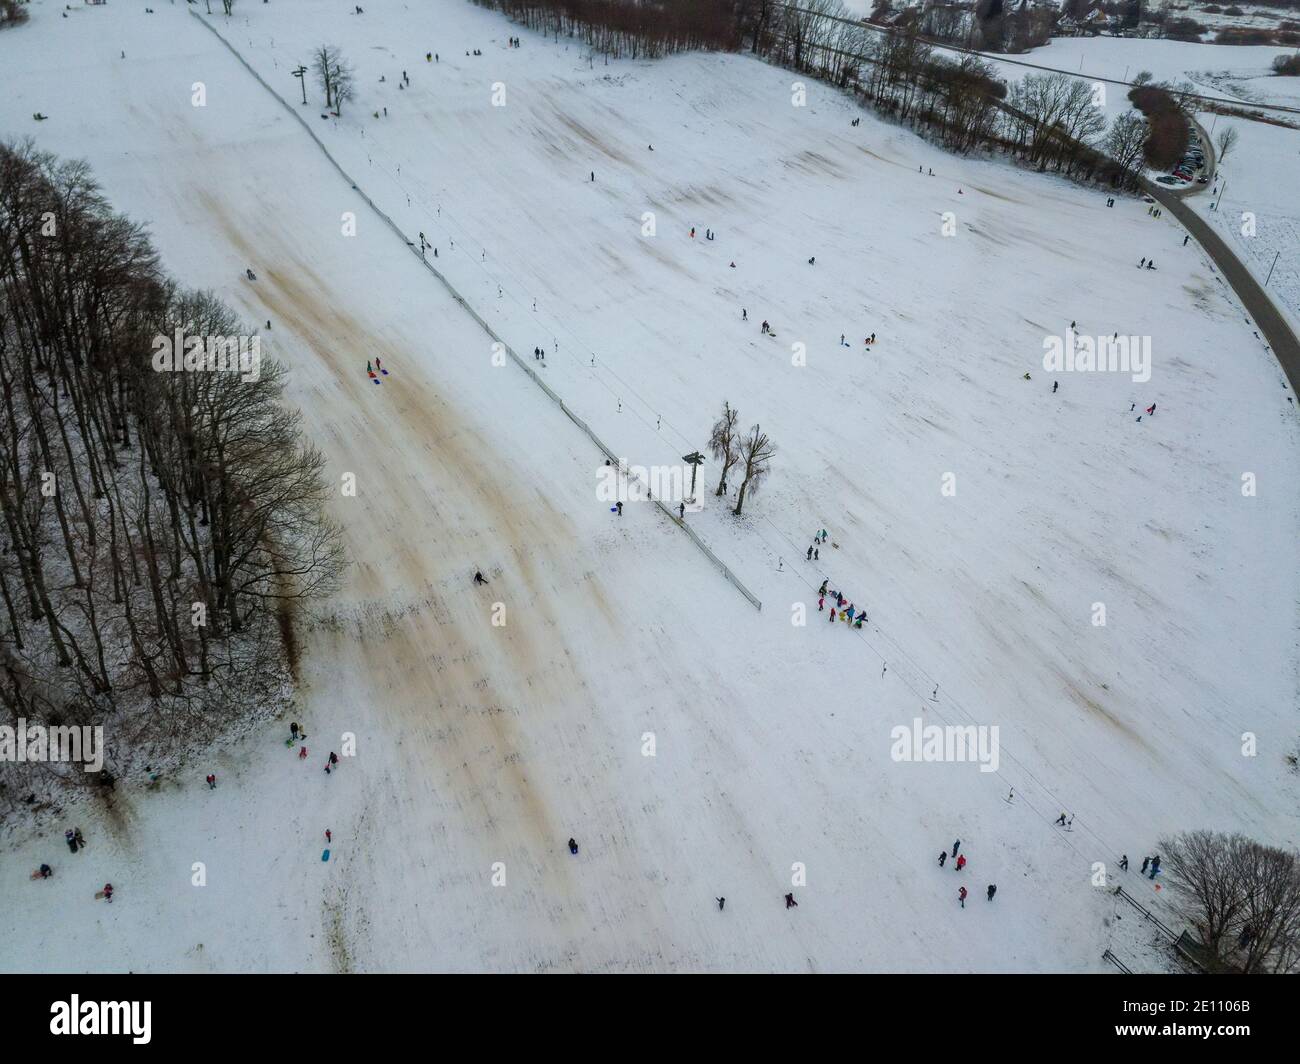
190, 11, 762, 613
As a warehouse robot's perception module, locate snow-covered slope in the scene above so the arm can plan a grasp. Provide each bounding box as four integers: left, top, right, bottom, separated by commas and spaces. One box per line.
0, 0, 1296, 972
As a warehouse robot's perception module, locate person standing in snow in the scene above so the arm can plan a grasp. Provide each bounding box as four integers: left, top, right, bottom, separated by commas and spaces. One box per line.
952, 840, 961, 858
958, 886, 967, 908
818, 595, 824, 611
806, 546, 813, 561
956, 854, 967, 872
474, 570, 488, 585
1146, 403, 1156, 416
326, 829, 332, 844
679, 503, 685, 519
938, 851, 947, 868
717, 897, 725, 911
65, 830, 78, 853
1053, 381, 1059, 393
102, 883, 114, 903
568, 838, 579, 855
1055, 813, 1067, 825
1141, 856, 1150, 875
1119, 855, 1128, 872
814, 547, 819, 561
1149, 855, 1160, 879
290, 722, 300, 741
785, 893, 797, 909
206, 774, 217, 790
987, 884, 997, 901
819, 578, 829, 595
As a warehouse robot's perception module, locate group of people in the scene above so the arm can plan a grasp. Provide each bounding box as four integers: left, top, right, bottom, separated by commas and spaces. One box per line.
31, 827, 111, 903
942, 840, 996, 908
818, 580, 866, 630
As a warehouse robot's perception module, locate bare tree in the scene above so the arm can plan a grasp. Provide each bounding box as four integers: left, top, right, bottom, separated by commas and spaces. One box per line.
1161, 830, 1252, 960
733, 423, 776, 516
1105, 111, 1147, 183
709, 400, 740, 496
1161, 830, 1300, 973
313, 45, 342, 109
1216, 126, 1238, 165
332, 58, 356, 115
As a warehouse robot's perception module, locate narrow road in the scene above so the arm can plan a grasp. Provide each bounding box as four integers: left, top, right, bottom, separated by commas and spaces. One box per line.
1147, 182, 1300, 397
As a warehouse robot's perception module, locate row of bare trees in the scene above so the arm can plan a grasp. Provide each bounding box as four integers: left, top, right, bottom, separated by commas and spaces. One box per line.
1160, 830, 1300, 974
470, 2, 1145, 190
709, 401, 776, 517
471, 0, 741, 59
0, 141, 343, 802
761, 7, 1139, 188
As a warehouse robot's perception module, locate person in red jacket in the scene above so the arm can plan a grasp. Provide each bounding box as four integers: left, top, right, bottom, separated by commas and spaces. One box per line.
102, 883, 114, 903
956, 854, 967, 872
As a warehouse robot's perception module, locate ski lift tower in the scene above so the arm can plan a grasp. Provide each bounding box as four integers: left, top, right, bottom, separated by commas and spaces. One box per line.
683, 451, 705, 503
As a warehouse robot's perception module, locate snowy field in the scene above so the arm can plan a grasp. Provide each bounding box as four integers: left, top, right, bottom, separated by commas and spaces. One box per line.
0, 0, 1297, 973
980, 36, 1300, 331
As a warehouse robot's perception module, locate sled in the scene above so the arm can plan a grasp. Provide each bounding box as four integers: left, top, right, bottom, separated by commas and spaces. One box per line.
30, 869, 49, 880
322, 849, 331, 862
94, 890, 107, 899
